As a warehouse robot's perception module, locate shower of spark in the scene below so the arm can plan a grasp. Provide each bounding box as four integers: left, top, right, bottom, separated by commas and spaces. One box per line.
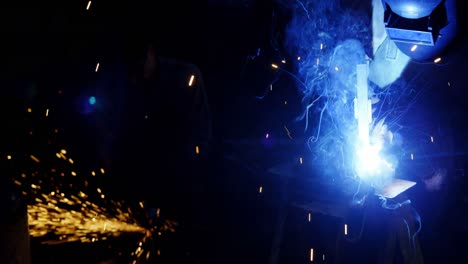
11, 145, 176, 247
27, 192, 146, 244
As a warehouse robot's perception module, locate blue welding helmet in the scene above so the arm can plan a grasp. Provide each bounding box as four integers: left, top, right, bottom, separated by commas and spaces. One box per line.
383, 0, 458, 61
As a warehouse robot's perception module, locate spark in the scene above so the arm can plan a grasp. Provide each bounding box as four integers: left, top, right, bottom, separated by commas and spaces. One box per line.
26, 184, 177, 245
91, 171, 96, 176
284, 101, 288, 105
30, 155, 40, 163
7, 155, 12, 160
316, 58, 320, 65
323, 254, 325, 261
434, 57, 442, 63
195, 145, 200, 155
86, 1, 92, 10
299, 157, 303, 165
69, 158, 74, 164
297, 56, 301, 61
139, 201, 144, 208
411, 153, 414, 160
430, 136, 434, 143
265, 133, 269, 139
100, 168, 105, 174
308, 213, 311, 222
344, 224, 348, 235
71, 171, 77, 176
188, 75, 195, 87
281, 59, 286, 64
28, 199, 145, 243
95, 62, 100, 72
320, 43, 323, 50
411, 45, 418, 52
46, 109, 49, 117
310, 248, 314, 262
259, 186, 263, 194
270, 84, 273, 91
12, 137, 177, 251
271, 64, 279, 69
334, 66, 339, 71
284, 126, 292, 139
27, 108, 32, 113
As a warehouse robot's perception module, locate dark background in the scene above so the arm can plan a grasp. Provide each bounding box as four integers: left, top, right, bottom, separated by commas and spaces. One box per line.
1, 0, 467, 263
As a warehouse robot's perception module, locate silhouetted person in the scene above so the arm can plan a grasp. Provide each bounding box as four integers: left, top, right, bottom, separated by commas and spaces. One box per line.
100, 42, 211, 216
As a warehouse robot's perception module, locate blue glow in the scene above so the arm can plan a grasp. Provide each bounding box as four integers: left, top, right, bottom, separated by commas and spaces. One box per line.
89, 96, 96, 105
283, 0, 402, 190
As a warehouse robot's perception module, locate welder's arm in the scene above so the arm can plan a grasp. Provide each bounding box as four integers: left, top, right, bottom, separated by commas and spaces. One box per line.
369, 0, 410, 88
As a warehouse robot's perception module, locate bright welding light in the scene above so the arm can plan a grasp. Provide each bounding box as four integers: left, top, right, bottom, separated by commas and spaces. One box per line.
355, 142, 394, 180
353, 64, 395, 183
